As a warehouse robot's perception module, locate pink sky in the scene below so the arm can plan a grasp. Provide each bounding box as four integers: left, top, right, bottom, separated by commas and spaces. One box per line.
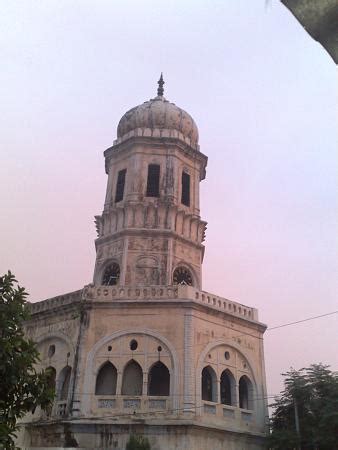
1, 0, 337, 398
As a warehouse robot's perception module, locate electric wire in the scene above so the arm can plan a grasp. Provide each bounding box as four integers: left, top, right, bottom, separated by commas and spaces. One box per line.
266, 310, 338, 331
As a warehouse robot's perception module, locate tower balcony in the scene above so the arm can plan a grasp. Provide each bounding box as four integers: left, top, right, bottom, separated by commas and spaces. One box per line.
28, 285, 259, 324
83, 284, 259, 323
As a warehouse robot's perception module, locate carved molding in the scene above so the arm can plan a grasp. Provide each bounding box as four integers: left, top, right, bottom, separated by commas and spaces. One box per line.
97, 203, 207, 245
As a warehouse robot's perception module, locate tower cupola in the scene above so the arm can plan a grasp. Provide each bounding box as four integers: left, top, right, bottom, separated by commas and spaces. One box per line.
93, 77, 208, 289
116, 75, 199, 150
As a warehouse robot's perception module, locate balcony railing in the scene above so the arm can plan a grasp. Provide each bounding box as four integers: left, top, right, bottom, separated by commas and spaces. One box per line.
95, 396, 169, 414
203, 402, 254, 424
28, 285, 261, 324
84, 284, 259, 322
56, 401, 67, 417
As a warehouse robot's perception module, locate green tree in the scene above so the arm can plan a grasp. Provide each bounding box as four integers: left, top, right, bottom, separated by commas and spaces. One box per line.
0, 271, 54, 449
126, 434, 151, 450
268, 364, 338, 450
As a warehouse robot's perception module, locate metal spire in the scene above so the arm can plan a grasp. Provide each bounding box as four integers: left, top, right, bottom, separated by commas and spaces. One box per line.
157, 73, 164, 97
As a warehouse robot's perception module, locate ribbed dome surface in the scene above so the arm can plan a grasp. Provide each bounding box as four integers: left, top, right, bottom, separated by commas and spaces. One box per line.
117, 95, 199, 148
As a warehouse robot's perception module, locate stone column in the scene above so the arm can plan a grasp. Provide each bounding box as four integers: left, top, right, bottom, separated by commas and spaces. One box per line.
235, 383, 240, 408
116, 370, 123, 396
143, 371, 148, 397
120, 236, 128, 285
216, 378, 221, 404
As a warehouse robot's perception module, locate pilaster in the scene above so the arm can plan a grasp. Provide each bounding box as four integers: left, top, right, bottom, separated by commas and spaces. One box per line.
183, 311, 195, 413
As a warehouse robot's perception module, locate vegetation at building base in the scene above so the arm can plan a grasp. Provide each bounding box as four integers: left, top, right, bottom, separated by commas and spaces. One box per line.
267, 363, 338, 450
0, 271, 54, 449
126, 434, 151, 450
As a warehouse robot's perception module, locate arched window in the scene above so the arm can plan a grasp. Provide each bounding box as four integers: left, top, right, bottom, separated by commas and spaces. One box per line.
58, 366, 72, 401
95, 362, 117, 395
148, 362, 170, 396
46, 366, 56, 392
122, 360, 143, 396
201, 366, 217, 402
102, 263, 120, 286
220, 369, 236, 406
239, 375, 253, 410
45, 366, 56, 416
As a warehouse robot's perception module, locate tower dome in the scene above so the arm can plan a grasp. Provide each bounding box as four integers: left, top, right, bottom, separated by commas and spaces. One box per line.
116, 75, 199, 149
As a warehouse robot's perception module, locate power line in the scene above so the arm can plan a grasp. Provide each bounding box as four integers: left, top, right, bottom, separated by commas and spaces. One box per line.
266, 310, 338, 331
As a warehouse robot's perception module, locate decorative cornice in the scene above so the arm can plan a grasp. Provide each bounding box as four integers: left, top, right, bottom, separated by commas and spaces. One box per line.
95, 203, 207, 246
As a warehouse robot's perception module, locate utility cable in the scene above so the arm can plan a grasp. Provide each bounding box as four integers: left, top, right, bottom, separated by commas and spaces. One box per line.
266, 310, 338, 331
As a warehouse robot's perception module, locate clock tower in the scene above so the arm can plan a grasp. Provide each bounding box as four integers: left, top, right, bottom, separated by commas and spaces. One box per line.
19, 76, 268, 450
93, 75, 207, 290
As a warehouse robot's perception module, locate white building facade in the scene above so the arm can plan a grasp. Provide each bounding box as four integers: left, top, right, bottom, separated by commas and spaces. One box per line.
19, 77, 268, 450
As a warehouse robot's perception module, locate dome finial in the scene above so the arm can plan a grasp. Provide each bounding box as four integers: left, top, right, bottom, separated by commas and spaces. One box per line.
157, 73, 164, 97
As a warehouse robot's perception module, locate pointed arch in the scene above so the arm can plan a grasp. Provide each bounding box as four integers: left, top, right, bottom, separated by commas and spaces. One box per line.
82, 328, 180, 414
45, 366, 56, 416
122, 360, 143, 396
46, 366, 56, 391
58, 365, 71, 401
148, 361, 170, 396
220, 369, 236, 406
201, 366, 217, 402
95, 361, 117, 395
239, 375, 254, 410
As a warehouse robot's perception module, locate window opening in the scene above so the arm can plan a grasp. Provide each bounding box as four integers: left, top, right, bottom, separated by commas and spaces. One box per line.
148, 362, 170, 396
59, 365, 71, 401
146, 164, 160, 197
121, 360, 143, 395
181, 172, 190, 206
220, 369, 235, 406
95, 362, 117, 395
45, 366, 56, 415
201, 366, 217, 402
102, 263, 120, 286
115, 169, 126, 203
46, 366, 56, 391
239, 375, 253, 409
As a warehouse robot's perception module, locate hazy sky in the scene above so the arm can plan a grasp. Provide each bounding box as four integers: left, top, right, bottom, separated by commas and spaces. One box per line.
1, 0, 337, 398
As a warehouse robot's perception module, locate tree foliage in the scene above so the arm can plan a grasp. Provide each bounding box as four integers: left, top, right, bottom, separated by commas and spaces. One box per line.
0, 271, 54, 449
126, 434, 151, 450
268, 364, 338, 450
